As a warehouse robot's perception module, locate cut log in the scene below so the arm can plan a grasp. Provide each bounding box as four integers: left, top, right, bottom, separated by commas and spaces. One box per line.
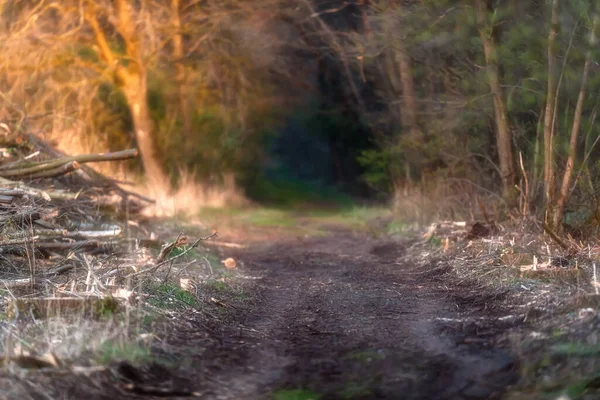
0, 177, 76, 200
24, 161, 80, 179
0, 149, 138, 173
0, 195, 13, 204
0, 278, 33, 288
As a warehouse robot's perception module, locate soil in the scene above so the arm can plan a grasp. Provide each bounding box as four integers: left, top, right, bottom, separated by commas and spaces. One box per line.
1, 223, 525, 399
180, 226, 519, 400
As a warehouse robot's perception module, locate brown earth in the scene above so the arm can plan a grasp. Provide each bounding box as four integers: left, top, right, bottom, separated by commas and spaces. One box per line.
176, 226, 519, 400
2, 223, 525, 399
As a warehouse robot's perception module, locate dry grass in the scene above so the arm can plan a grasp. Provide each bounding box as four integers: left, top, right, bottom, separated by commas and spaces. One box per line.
42, 124, 249, 217
393, 179, 504, 228
400, 217, 600, 399
139, 171, 247, 218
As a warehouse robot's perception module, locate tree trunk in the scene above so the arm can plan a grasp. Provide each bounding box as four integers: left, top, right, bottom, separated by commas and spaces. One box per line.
85, 0, 169, 187
114, 0, 168, 187
171, 0, 192, 135
121, 76, 166, 187
552, 15, 598, 230
395, 44, 418, 135
475, 0, 516, 201
531, 108, 545, 202
543, 0, 559, 213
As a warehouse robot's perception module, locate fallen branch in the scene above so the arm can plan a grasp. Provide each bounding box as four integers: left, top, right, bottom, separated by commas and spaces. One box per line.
0, 149, 138, 173
0, 177, 76, 200
21, 161, 80, 179
156, 232, 189, 263
542, 221, 570, 251
0, 194, 13, 204
124, 231, 218, 278
0, 278, 34, 288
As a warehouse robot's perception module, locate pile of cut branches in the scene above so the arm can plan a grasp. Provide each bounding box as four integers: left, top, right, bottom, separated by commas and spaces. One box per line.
0, 130, 161, 318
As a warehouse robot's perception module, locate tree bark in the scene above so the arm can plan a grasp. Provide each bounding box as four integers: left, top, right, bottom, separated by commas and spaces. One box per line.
552, 15, 598, 229
171, 0, 192, 135
121, 79, 166, 187
475, 0, 515, 201
543, 0, 559, 213
85, 0, 168, 187
394, 39, 418, 135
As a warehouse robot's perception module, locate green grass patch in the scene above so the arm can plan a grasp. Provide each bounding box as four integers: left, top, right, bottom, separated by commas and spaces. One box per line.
387, 220, 409, 236
147, 282, 197, 310
97, 340, 152, 365
205, 277, 249, 302
196, 205, 392, 236
339, 381, 373, 399
209, 280, 229, 291
551, 342, 600, 356
272, 389, 321, 400
239, 208, 296, 227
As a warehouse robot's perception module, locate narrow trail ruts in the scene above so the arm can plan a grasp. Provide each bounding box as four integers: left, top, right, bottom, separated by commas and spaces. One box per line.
203, 228, 517, 400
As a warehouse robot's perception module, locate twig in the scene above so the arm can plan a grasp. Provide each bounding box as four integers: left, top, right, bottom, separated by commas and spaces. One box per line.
519, 152, 529, 217
124, 232, 218, 278
594, 262, 598, 295
542, 221, 570, 251
156, 232, 187, 263
156, 232, 218, 266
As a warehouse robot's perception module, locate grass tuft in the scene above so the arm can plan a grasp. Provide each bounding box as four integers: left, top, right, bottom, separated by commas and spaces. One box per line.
272, 389, 321, 400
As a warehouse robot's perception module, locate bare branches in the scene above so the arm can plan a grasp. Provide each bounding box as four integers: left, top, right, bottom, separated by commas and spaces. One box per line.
83, 2, 116, 66
552, 14, 599, 230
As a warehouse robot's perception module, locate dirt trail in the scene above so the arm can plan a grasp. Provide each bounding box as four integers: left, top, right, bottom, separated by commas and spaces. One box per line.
198, 228, 518, 400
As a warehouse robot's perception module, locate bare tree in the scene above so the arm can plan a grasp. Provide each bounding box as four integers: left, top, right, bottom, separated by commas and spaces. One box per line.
552, 14, 599, 229
171, 0, 192, 136
84, 0, 168, 186
543, 0, 559, 213
475, 0, 515, 201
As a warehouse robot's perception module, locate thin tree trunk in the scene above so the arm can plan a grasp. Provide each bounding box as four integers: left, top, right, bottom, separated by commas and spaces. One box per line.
121, 78, 166, 187
302, 0, 365, 114
86, 0, 168, 187
171, 0, 192, 135
531, 108, 545, 202
543, 0, 559, 213
475, 0, 515, 201
395, 48, 418, 134
116, 0, 166, 187
552, 15, 598, 229
394, 4, 419, 136
380, 50, 403, 125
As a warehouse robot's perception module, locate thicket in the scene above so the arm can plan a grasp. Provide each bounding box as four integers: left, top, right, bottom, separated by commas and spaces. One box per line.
0, 1, 599, 233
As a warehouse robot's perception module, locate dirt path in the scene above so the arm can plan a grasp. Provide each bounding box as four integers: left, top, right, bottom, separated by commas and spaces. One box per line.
196, 228, 518, 400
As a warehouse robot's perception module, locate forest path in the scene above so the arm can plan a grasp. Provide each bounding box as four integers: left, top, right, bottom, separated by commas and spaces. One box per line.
194, 224, 518, 400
